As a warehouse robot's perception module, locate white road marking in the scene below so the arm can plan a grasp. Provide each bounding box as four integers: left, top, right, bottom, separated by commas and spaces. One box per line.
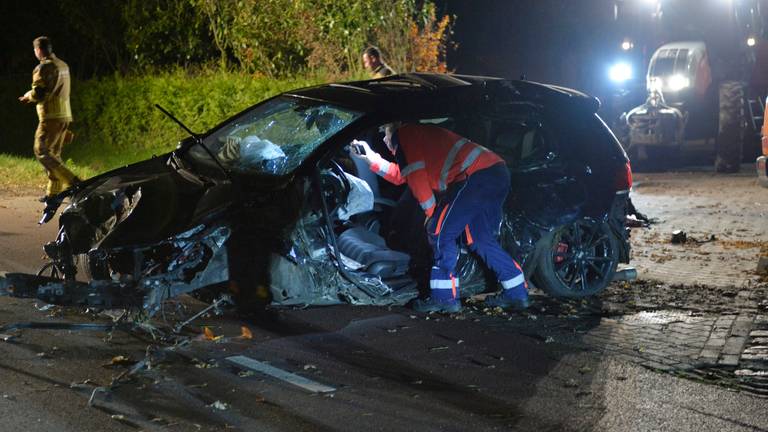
226, 355, 336, 393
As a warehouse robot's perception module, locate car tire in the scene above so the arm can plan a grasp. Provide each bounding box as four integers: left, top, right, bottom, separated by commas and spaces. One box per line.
715, 80, 746, 173
534, 218, 619, 298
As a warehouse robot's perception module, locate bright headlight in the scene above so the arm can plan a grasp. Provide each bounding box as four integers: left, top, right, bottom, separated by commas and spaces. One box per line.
609, 63, 633, 83
667, 74, 690, 92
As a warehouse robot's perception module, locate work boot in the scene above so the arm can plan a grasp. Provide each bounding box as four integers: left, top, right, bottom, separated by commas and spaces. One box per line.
411, 297, 462, 314
484, 294, 530, 311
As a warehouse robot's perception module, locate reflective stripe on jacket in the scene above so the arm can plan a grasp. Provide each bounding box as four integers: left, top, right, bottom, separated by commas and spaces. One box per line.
369, 124, 504, 217
24, 54, 72, 121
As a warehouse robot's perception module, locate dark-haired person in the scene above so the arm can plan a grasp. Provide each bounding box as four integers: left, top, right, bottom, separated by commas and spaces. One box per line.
362, 46, 395, 78
18, 36, 79, 201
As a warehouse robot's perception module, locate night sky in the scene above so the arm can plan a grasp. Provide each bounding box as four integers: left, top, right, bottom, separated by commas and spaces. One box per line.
438, 0, 619, 96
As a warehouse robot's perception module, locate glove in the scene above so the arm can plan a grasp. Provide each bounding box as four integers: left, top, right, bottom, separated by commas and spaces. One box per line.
348, 139, 375, 165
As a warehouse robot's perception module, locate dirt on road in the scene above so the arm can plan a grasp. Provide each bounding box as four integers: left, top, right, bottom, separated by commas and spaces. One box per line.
628, 168, 768, 288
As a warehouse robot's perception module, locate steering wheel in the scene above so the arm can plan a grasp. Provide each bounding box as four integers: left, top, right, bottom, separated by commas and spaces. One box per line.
319, 160, 352, 216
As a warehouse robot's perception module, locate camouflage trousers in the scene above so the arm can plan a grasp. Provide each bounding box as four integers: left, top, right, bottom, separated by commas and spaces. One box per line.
33, 119, 78, 196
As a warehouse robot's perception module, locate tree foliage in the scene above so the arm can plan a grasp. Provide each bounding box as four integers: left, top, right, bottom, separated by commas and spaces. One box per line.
122, 0, 217, 69
136, 0, 454, 77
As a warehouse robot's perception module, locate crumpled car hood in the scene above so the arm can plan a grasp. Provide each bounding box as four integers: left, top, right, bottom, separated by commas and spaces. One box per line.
62, 153, 234, 252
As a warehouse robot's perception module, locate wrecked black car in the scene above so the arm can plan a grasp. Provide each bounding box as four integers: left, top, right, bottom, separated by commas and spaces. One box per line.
0, 73, 633, 314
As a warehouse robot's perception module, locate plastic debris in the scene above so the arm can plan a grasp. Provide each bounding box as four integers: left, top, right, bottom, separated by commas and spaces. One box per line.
209, 401, 229, 411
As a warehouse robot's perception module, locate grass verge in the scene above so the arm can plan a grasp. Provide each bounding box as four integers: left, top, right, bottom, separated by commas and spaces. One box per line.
0, 154, 99, 196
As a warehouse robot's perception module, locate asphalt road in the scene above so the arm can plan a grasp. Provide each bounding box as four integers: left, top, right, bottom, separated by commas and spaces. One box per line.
0, 170, 767, 432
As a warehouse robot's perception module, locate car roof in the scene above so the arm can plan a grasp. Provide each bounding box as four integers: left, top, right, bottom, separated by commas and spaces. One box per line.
285, 72, 600, 116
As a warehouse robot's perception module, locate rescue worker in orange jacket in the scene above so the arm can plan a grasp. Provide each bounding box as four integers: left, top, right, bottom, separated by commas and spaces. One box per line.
18, 36, 80, 200
350, 123, 528, 313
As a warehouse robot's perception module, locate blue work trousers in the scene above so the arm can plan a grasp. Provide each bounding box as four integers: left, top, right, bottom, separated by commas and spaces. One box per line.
427, 163, 527, 302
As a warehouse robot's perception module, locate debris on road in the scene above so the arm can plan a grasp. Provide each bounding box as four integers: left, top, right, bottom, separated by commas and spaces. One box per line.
670, 230, 717, 245
192, 358, 220, 369
564, 378, 579, 388
757, 257, 768, 275
209, 400, 229, 411
671, 230, 687, 244
103, 355, 136, 368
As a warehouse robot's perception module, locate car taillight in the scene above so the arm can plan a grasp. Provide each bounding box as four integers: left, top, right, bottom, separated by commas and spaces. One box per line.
762, 136, 768, 156
615, 161, 633, 191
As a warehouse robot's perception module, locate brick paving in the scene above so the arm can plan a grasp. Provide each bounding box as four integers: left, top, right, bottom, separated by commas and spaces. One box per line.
469, 284, 768, 397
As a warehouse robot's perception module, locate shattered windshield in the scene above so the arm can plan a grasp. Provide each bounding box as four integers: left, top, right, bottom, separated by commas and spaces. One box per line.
192, 96, 362, 175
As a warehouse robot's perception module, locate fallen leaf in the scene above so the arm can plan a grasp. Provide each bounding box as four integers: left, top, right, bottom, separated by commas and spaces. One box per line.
103, 355, 135, 367
240, 326, 253, 340
193, 359, 219, 369
203, 327, 222, 341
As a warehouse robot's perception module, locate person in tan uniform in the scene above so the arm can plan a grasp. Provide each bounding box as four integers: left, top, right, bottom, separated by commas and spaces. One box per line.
362, 46, 395, 78
18, 36, 79, 200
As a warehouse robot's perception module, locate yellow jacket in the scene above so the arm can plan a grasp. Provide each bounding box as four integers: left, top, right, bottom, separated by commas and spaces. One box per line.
24, 54, 72, 121
372, 63, 395, 79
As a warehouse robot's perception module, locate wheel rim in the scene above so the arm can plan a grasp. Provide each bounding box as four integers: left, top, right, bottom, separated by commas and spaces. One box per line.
37, 261, 62, 279
550, 220, 616, 294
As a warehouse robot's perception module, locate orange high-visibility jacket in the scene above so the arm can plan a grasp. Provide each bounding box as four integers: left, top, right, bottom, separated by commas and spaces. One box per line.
369, 124, 504, 217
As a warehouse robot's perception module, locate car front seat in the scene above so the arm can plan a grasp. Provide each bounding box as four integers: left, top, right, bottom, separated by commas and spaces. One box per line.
337, 227, 411, 279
